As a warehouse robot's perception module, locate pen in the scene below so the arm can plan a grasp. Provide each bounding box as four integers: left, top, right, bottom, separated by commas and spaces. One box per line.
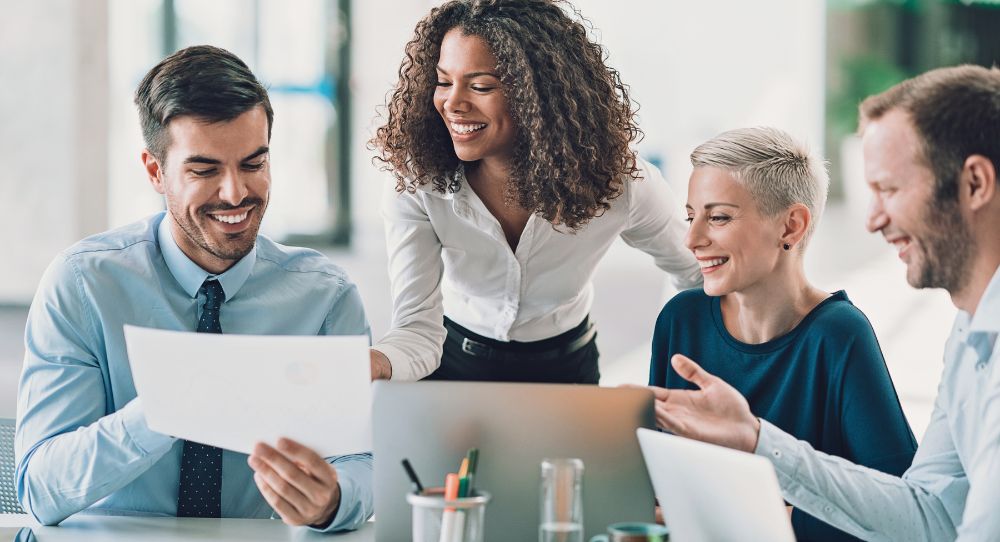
401, 458, 424, 494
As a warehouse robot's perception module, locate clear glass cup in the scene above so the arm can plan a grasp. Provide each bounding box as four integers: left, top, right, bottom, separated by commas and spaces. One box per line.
407, 487, 491, 542
539, 457, 584, 542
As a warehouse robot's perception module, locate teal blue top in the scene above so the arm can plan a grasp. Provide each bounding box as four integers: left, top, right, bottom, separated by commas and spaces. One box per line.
16, 212, 372, 530
650, 289, 916, 541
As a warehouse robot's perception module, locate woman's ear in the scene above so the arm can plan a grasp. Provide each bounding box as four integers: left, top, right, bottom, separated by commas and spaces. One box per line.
779, 203, 811, 250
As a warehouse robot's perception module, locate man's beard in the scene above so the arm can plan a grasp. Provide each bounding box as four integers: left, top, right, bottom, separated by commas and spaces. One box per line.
912, 196, 974, 294
172, 197, 267, 262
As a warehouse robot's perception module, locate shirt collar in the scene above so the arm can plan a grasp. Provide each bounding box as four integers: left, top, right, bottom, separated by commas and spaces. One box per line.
968, 265, 1000, 334
156, 211, 256, 301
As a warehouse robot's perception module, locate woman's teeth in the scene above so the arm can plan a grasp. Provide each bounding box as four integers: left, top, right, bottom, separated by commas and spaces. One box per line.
699, 257, 729, 268
451, 122, 486, 134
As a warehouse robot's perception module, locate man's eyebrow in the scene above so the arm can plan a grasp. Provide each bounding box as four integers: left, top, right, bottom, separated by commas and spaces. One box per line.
181, 147, 268, 166
241, 146, 269, 162
183, 155, 221, 166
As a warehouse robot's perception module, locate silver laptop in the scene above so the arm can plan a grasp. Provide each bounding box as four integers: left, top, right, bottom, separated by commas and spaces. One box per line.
373, 382, 656, 541
636, 428, 796, 542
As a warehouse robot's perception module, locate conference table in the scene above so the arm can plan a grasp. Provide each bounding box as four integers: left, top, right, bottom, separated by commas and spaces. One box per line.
0, 514, 375, 541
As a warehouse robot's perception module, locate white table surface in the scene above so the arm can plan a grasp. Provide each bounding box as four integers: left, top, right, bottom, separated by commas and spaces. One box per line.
0, 514, 375, 541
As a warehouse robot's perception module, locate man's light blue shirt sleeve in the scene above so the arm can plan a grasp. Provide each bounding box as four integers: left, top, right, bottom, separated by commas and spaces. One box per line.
754, 415, 961, 541
16, 255, 177, 525
316, 452, 373, 532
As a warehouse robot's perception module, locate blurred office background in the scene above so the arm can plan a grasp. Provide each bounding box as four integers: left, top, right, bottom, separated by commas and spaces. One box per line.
1, 0, 998, 439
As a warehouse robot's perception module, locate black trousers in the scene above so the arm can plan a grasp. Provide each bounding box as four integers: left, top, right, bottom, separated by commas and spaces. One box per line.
425, 317, 600, 383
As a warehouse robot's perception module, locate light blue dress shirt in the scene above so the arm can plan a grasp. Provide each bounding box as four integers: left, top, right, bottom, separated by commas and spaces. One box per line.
15, 212, 373, 531
755, 265, 1000, 541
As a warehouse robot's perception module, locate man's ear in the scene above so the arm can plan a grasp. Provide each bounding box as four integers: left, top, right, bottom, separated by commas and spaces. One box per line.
779, 203, 812, 250
963, 154, 996, 213
142, 149, 166, 194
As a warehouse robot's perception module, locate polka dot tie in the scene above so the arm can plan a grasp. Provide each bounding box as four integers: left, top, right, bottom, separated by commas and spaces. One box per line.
177, 279, 225, 518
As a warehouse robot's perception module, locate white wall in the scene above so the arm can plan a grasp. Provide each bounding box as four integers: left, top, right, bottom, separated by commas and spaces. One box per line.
349, 0, 439, 238
0, 1, 109, 304
573, 0, 826, 192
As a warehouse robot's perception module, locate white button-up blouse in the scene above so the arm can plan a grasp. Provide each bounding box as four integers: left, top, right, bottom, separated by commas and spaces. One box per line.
374, 158, 702, 380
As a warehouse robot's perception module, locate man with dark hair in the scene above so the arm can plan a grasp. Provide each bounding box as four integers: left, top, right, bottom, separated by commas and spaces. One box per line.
649, 64, 1000, 541
14, 45, 373, 531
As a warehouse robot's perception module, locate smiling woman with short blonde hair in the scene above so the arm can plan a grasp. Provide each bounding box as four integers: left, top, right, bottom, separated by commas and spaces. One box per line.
648, 126, 916, 541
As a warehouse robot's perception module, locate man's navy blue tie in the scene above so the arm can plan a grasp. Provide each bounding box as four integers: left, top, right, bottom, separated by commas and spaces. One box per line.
177, 279, 225, 518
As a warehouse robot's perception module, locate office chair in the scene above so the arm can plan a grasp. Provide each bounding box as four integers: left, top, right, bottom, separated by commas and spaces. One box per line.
0, 418, 25, 514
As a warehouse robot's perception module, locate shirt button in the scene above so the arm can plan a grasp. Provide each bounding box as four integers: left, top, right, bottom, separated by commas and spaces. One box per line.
772, 450, 782, 459
824, 506, 833, 513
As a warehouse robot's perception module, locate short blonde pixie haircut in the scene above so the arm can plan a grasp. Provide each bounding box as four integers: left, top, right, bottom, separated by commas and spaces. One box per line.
690, 126, 829, 248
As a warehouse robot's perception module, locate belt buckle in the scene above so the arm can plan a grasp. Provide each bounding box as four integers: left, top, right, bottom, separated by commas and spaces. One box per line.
461, 337, 491, 358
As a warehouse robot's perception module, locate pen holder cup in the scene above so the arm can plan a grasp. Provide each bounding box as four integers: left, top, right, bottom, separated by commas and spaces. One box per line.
407, 488, 491, 542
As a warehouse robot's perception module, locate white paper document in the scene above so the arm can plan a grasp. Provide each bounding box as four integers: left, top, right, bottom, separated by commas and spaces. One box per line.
124, 325, 371, 457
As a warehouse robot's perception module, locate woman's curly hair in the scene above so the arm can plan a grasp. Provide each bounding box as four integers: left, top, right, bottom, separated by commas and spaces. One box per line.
371, 0, 643, 230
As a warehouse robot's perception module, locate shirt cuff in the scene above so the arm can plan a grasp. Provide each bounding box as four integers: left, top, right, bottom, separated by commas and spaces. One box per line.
312, 453, 374, 533
119, 397, 176, 455
753, 418, 803, 482
372, 344, 426, 381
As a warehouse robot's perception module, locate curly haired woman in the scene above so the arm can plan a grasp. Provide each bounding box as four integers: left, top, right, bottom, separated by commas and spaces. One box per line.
368, 0, 701, 382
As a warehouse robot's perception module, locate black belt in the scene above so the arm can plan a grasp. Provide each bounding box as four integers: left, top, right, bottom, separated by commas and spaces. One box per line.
445, 319, 597, 363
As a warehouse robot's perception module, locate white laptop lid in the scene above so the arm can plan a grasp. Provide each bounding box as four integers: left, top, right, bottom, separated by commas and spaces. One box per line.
636, 428, 795, 542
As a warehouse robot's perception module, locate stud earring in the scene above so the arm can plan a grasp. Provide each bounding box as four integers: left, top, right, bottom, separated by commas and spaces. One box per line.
783, 243, 791, 251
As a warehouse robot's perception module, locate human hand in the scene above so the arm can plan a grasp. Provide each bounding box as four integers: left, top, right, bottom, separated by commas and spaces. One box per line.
649, 354, 761, 453
370, 349, 392, 381
248, 438, 341, 527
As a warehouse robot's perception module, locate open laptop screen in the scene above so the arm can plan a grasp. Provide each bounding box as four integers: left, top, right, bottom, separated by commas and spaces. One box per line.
637, 428, 795, 542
